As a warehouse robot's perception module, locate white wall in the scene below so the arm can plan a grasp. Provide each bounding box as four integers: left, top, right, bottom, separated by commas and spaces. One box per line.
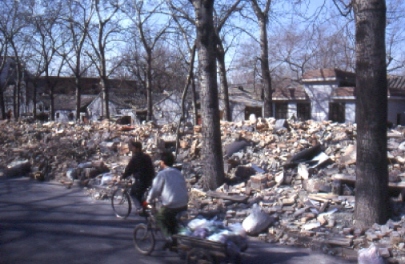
231, 103, 245, 122
154, 95, 179, 125
345, 102, 356, 123
87, 96, 118, 121
304, 83, 336, 121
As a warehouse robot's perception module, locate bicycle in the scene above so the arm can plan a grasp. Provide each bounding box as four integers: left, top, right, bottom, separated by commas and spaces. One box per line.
111, 178, 135, 219
133, 203, 188, 256
133, 206, 244, 263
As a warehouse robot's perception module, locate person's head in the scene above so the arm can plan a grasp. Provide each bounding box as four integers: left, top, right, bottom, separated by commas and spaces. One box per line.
129, 140, 142, 153
159, 150, 175, 168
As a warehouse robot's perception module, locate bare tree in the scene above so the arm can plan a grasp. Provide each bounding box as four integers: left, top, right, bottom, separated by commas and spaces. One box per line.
0, 0, 32, 120
60, 0, 95, 121
352, 0, 389, 228
167, 2, 200, 125
385, 0, 405, 73
87, 0, 122, 119
31, 1, 66, 121
266, 19, 355, 82
0, 41, 9, 119
170, 0, 241, 122
190, 0, 225, 190
121, 0, 171, 122
214, 0, 242, 121
175, 44, 196, 157
249, 0, 273, 117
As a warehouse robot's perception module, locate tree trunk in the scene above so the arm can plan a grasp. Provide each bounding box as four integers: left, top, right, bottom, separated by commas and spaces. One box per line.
0, 86, 5, 119
191, 72, 198, 125
354, 0, 389, 229
250, 0, 273, 118
191, 0, 225, 190
176, 44, 196, 157
49, 81, 55, 121
75, 76, 81, 121
32, 80, 37, 118
13, 84, 17, 120
100, 76, 109, 119
15, 67, 22, 119
216, 40, 232, 121
146, 51, 153, 122
258, 17, 272, 117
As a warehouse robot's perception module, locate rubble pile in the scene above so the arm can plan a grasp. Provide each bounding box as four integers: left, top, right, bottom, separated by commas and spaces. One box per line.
2, 118, 405, 262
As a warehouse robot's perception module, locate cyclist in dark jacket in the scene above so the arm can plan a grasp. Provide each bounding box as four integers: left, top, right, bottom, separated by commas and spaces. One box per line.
122, 141, 155, 206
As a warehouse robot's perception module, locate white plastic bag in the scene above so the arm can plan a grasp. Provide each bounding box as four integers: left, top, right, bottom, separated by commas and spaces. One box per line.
242, 204, 272, 235
100, 173, 114, 186
187, 218, 208, 230
228, 223, 246, 237
358, 244, 385, 264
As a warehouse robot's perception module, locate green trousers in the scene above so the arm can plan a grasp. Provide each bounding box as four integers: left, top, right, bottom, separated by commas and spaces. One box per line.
156, 206, 187, 238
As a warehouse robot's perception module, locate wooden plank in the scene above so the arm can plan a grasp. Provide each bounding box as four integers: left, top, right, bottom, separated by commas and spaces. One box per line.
308, 193, 336, 203
206, 191, 249, 203
332, 174, 355, 182
326, 237, 353, 247
332, 174, 405, 189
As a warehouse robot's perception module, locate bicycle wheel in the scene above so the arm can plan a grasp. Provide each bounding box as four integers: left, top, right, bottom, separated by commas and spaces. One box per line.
111, 188, 132, 219
133, 223, 155, 255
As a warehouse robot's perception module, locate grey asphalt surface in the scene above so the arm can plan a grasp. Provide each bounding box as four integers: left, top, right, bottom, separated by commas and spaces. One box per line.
0, 177, 357, 264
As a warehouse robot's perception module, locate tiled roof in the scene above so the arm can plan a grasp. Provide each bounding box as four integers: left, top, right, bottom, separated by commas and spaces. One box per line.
108, 92, 146, 110
302, 68, 355, 83
388, 76, 405, 96
332, 87, 355, 97
273, 81, 308, 101
228, 87, 263, 107
53, 94, 97, 111
330, 76, 405, 98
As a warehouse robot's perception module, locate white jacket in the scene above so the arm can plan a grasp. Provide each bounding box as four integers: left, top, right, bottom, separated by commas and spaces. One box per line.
146, 167, 188, 208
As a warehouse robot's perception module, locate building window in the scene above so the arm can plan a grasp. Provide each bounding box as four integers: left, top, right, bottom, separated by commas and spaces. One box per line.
275, 103, 288, 119
56, 112, 60, 119
297, 103, 311, 121
244, 106, 262, 120
68, 112, 74, 121
136, 111, 147, 123
329, 102, 345, 123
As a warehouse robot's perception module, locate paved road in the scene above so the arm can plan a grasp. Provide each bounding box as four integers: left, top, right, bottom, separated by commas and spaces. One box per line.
0, 177, 356, 264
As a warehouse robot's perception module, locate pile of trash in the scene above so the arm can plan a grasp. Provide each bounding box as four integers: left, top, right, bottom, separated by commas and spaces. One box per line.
180, 216, 248, 250
177, 215, 248, 261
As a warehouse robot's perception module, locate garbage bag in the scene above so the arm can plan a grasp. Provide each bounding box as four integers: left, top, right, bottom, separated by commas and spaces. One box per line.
192, 228, 209, 239
100, 173, 114, 186
187, 218, 209, 230
358, 244, 385, 264
242, 204, 272, 235
228, 223, 246, 237
224, 139, 250, 158
5, 160, 31, 178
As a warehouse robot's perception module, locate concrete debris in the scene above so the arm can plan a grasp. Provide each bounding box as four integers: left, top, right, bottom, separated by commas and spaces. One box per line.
3, 118, 405, 262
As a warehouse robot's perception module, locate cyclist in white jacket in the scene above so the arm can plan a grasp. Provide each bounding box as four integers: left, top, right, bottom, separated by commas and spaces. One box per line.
146, 151, 188, 243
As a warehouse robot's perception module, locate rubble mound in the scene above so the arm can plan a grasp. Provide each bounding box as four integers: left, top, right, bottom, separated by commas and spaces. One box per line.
2, 118, 405, 263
